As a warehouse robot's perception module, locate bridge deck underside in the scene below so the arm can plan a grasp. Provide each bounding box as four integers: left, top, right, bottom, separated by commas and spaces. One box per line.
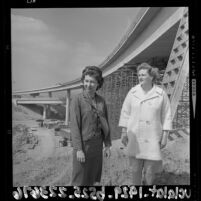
17, 101, 63, 105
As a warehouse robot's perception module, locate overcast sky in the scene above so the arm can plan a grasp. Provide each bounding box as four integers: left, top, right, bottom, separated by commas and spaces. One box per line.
11, 8, 141, 91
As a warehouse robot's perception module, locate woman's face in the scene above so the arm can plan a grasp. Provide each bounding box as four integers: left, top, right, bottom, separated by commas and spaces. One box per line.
138, 69, 153, 86
83, 74, 98, 94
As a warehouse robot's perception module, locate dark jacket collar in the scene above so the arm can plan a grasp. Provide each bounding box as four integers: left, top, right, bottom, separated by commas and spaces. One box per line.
82, 90, 97, 100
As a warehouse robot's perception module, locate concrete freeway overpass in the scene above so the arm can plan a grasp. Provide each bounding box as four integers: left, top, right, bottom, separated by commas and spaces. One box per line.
12, 7, 189, 127
15, 98, 63, 105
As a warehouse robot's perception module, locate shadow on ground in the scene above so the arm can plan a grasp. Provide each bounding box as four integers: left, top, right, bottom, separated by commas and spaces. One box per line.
154, 171, 190, 185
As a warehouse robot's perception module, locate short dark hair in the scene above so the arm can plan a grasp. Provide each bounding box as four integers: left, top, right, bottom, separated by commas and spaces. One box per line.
137, 62, 160, 83
81, 66, 104, 90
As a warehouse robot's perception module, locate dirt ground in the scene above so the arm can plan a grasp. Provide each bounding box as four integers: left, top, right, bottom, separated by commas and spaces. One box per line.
12, 104, 190, 186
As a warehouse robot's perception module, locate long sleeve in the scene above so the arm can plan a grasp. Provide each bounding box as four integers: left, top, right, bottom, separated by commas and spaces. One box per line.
118, 90, 132, 128
103, 100, 112, 147
70, 95, 83, 150
161, 91, 172, 130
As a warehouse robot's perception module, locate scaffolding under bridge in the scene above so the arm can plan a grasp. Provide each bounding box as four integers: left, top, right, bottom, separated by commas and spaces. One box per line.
98, 57, 189, 140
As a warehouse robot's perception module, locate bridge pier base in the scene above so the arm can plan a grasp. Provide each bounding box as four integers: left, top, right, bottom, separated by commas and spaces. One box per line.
48, 92, 52, 98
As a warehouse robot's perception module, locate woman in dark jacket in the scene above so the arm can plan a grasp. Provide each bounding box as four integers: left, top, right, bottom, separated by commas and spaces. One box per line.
70, 66, 111, 186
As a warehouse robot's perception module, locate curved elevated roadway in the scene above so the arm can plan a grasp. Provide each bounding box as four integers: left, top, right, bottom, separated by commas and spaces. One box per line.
13, 7, 185, 95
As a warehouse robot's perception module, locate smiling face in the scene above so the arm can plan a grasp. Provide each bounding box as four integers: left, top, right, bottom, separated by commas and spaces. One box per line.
138, 69, 153, 86
83, 74, 99, 95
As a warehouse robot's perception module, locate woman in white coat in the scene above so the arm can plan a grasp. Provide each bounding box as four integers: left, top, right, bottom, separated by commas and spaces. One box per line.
119, 62, 172, 185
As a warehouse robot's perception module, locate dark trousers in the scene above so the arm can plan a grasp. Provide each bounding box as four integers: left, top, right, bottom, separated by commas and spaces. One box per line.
71, 135, 103, 186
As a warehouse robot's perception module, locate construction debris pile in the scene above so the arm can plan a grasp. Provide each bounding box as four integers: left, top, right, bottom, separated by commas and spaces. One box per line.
13, 125, 39, 164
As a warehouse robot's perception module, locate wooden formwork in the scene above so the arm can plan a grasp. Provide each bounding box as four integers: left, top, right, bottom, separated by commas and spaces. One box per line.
99, 66, 138, 139
172, 76, 189, 129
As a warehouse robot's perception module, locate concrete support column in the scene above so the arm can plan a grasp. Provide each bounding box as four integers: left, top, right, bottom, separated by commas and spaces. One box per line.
48, 92, 52, 98
47, 105, 51, 118
65, 89, 71, 126
43, 104, 48, 120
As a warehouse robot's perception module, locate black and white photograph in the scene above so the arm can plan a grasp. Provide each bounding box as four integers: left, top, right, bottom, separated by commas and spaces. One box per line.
9, 6, 193, 188
3, 0, 200, 198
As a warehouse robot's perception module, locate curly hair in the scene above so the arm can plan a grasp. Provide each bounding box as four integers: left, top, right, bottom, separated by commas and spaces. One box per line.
137, 62, 160, 83
81, 66, 104, 90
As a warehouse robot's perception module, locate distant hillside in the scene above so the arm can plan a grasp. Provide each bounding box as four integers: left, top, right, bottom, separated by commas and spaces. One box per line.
12, 103, 65, 122
13, 103, 42, 121
48, 105, 65, 120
